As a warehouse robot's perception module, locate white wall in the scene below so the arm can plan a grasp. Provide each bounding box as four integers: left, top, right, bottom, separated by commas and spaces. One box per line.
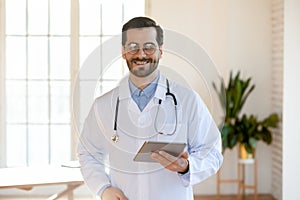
0, 0, 6, 168
283, 0, 300, 199
149, 0, 273, 195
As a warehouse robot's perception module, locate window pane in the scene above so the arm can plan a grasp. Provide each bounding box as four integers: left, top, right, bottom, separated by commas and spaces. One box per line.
102, 58, 125, 80
50, 81, 70, 123
6, 81, 26, 123
50, 0, 70, 35
50, 37, 70, 79
6, 125, 27, 167
79, 0, 101, 35
28, 0, 48, 35
100, 35, 122, 76
28, 125, 49, 165
123, 0, 145, 22
80, 81, 97, 124
100, 80, 119, 96
80, 37, 100, 68
6, 36, 26, 79
5, 0, 26, 35
50, 125, 71, 164
28, 37, 48, 79
28, 81, 48, 123
102, 1, 122, 35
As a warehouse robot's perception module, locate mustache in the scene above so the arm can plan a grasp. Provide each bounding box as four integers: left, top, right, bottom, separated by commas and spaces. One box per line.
131, 58, 152, 62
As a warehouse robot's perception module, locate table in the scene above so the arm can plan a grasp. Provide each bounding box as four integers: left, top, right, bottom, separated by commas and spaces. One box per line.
0, 165, 84, 200
237, 159, 257, 200
217, 159, 258, 200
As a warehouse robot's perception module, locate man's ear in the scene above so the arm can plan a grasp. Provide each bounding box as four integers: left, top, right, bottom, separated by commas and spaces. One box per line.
159, 46, 163, 58
122, 46, 126, 59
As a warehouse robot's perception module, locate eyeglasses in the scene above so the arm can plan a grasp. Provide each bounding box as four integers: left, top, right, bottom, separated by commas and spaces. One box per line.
124, 42, 158, 55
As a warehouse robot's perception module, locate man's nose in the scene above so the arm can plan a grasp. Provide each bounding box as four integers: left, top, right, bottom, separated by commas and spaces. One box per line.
136, 48, 146, 57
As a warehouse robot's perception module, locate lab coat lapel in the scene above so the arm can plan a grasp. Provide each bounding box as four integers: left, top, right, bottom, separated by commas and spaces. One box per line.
117, 75, 141, 113
154, 73, 167, 101
117, 72, 168, 101
118, 75, 131, 100
140, 73, 167, 112
117, 73, 168, 113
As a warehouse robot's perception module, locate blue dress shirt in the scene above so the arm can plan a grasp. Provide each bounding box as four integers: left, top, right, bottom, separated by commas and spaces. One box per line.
128, 75, 159, 111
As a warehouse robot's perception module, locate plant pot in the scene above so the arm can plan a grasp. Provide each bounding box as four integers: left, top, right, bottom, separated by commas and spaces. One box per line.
239, 143, 255, 159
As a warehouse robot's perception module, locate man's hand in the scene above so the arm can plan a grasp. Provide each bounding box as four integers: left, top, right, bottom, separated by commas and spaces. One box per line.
150, 151, 189, 173
102, 186, 128, 200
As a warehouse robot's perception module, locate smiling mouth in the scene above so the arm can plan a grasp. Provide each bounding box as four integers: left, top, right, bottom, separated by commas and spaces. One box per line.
132, 59, 151, 65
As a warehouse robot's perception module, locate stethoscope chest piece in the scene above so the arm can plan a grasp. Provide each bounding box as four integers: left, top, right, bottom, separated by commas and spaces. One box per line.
111, 133, 119, 143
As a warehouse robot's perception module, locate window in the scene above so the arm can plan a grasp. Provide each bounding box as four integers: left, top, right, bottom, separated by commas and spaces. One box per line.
1, 0, 145, 167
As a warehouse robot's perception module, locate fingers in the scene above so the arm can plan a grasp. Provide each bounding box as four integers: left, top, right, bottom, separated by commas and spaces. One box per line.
116, 193, 128, 200
151, 151, 189, 173
102, 187, 128, 200
179, 151, 188, 159
156, 150, 178, 163
115, 189, 128, 200
151, 151, 173, 168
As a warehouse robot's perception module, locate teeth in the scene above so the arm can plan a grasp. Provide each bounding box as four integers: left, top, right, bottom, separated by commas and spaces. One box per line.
135, 61, 147, 65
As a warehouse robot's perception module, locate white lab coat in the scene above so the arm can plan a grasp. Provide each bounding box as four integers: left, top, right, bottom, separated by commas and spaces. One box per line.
77, 73, 223, 200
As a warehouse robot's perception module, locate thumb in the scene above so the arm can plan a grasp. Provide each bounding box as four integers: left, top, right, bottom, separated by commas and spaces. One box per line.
179, 151, 188, 159
116, 191, 128, 200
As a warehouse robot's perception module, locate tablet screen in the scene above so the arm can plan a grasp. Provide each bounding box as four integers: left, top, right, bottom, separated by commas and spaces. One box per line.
133, 141, 186, 162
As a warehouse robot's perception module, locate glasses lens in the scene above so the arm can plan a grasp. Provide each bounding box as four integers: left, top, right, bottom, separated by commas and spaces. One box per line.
125, 43, 157, 55
143, 43, 156, 55
126, 43, 139, 54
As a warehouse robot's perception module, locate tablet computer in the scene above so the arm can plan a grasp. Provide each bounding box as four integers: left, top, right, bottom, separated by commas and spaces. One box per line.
133, 141, 186, 162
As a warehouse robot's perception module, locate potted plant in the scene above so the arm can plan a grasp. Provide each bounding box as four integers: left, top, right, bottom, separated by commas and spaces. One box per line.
213, 71, 279, 158
235, 113, 279, 158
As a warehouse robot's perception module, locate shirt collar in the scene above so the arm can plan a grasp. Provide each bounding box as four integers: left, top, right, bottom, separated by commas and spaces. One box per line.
118, 71, 168, 101
128, 74, 159, 98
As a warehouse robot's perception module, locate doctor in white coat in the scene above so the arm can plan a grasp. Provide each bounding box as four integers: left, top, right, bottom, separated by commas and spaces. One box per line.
77, 17, 223, 200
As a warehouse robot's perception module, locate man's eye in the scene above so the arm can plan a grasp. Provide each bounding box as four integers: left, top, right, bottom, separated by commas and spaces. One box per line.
129, 46, 139, 51
144, 46, 154, 50
144, 44, 156, 50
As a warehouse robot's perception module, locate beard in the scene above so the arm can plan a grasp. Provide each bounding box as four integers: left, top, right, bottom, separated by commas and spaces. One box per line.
126, 57, 160, 78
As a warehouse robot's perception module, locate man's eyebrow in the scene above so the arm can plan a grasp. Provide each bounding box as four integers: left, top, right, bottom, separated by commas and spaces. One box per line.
127, 42, 138, 46
144, 42, 156, 45
127, 42, 156, 45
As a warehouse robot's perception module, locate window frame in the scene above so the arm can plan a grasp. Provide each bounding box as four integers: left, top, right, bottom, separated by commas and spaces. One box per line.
0, 0, 149, 167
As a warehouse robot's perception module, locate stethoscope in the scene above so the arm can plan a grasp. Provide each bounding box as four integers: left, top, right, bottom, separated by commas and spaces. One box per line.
111, 79, 178, 143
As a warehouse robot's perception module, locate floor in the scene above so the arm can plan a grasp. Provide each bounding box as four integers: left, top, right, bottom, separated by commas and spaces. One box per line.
194, 194, 275, 200
0, 194, 275, 200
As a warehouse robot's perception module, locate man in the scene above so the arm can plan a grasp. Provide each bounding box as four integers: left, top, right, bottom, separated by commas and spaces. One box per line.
77, 17, 223, 200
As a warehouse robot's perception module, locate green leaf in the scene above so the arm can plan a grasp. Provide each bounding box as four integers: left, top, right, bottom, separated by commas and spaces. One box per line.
262, 130, 272, 144
232, 81, 242, 116
240, 85, 255, 110
220, 124, 231, 137
262, 113, 279, 127
229, 135, 238, 149
211, 70, 279, 152
249, 137, 257, 149
244, 143, 254, 154
222, 137, 228, 151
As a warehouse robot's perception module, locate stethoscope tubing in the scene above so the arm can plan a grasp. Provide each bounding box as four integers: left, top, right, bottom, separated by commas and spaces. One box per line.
112, 79, 178, 142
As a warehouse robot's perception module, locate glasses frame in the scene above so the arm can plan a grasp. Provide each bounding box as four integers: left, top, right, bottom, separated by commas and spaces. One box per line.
124, 42, 158, 55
